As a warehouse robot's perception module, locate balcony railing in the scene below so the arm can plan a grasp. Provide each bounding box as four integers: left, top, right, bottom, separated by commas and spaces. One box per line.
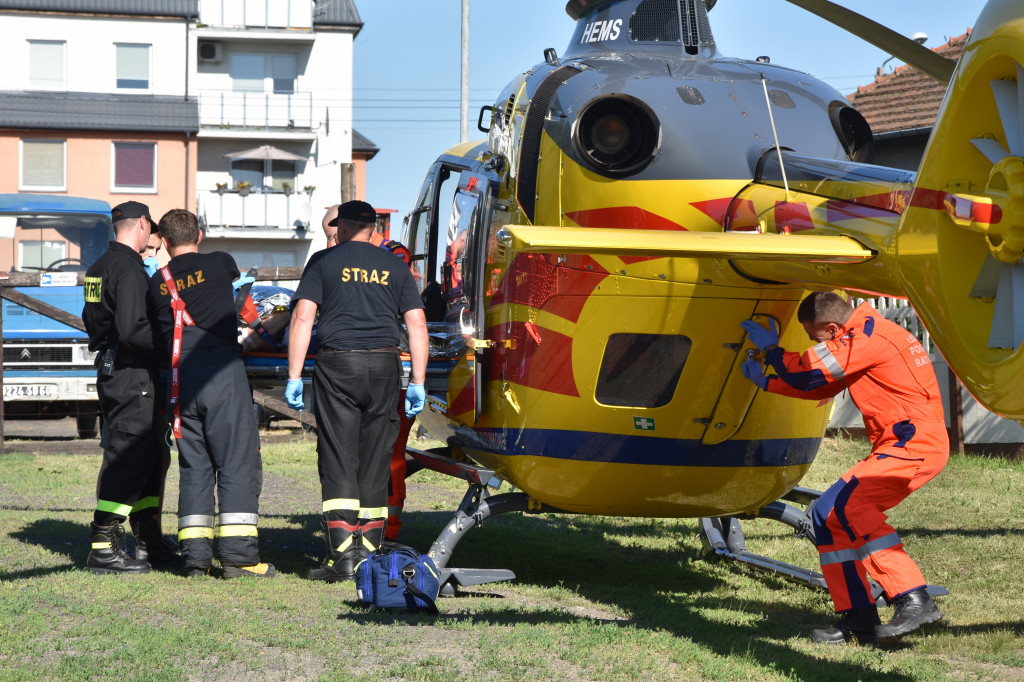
199, 91, 315, 130
199, 190, 312, 230
198, 0, 312, 30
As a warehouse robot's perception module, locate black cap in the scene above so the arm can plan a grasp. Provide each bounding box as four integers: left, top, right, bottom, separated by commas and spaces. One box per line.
327, 200, 376, 227
111, 201, 153, 225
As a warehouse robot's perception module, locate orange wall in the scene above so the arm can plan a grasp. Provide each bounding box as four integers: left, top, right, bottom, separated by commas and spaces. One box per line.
0, 130, 197, 219
353, 154, 368, 201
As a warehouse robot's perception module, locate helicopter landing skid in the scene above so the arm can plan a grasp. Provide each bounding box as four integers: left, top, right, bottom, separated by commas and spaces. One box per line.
698, 487, 949, 606
409, 446, 558, 595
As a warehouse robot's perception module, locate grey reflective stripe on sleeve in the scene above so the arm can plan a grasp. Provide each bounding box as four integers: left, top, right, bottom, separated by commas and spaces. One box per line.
819, 548, 859, 566
178, 514, 215, 529
814, 342, 845, 380
218, 513, 259, 526
388, 505, 403, 516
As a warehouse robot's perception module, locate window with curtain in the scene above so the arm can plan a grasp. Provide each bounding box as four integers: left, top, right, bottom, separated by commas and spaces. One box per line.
116, 43, 150, 89
21, 140, 65, 190
270, 160, 295, 190
230, 160, 263, 188
113, 142, 156, 191
29, 40, 65, 89
231, 54, 265, 92
272, 55, 296, 94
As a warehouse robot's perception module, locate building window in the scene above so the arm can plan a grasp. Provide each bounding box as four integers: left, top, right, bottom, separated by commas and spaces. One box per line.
270, 160, 295, 190
230, 160, 263, 189
116, 44, 151, 90
272, 55, 296, 94
595, 333, 691, 407
29, 40, 65, 89
112, 142, 157, 192
231, 54, 265, 92
21, 140, 66, 191
19, 240, 65, 272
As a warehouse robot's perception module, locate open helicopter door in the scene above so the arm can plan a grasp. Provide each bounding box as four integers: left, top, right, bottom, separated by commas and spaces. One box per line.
441, 171, 497, 426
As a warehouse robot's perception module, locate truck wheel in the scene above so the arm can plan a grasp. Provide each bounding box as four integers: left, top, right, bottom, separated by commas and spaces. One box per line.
77, 413, 99, 439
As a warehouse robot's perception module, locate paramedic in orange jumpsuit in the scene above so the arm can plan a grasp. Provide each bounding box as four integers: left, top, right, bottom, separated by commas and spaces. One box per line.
321, 204, 415, 543
740, 291, 948, 645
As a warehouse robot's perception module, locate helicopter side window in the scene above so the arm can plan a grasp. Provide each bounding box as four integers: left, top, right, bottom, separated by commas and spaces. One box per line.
595, 333, 692, 408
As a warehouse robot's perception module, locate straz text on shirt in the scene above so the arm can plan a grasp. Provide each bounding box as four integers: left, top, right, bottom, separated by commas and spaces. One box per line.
340, 267, 390, 286
158, 269, 206, 297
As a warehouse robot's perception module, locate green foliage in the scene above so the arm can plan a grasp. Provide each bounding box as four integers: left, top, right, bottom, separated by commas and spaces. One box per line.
0, 436, 1020, 680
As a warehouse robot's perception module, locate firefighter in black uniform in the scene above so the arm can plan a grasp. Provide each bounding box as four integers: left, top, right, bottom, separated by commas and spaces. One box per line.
83, 201, 177, 574
146, 209, 274, 579
286, 200, 428, 581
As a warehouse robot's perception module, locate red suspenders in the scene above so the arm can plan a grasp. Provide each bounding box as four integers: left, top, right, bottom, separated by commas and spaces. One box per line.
159, 266, 194, 439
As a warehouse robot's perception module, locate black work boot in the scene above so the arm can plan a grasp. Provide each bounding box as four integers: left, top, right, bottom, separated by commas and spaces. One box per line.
811, 606, 881, 645
357, 519, 386, 564
129, 514, 183, 570
87, 522, 152, 575
876, 588, 944, 641
307, 517, 358, 582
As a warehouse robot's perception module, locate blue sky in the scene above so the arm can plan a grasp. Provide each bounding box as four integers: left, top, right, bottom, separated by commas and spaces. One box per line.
353, 0, 985, 225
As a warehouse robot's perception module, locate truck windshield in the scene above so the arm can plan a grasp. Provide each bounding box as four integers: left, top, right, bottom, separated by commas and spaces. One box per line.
0, 212, 112, 273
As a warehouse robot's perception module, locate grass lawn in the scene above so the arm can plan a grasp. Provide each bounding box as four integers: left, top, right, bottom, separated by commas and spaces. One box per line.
0, 432, 1021, 681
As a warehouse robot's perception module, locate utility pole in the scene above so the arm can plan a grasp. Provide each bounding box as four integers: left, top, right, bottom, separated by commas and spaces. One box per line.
460, 0, 469, 143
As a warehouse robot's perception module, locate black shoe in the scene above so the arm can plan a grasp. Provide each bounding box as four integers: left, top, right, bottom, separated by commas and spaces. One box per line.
130, 516, 183, 570
811, 606, 880, 645
222, 563, 277, 579
876, 588, 944, 641
307, 550, 358, 582
87, 522, 152, 575
185, 566, 213, 578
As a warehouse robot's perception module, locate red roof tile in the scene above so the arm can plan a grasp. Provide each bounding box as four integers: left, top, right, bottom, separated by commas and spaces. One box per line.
847, 32, 970, 134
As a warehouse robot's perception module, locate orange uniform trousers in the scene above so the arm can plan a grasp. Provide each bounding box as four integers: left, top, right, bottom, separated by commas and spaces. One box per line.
386, 388, 414, 541
811, 418, 947, 611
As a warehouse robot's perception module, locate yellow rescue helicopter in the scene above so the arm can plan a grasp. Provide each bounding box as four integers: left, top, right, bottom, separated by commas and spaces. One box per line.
393, 0, 1024, 595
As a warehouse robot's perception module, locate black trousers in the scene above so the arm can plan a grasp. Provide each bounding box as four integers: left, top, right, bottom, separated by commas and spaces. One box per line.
313, 349, 401, 525
95, 364, 163, 525
174, 330, 263, 568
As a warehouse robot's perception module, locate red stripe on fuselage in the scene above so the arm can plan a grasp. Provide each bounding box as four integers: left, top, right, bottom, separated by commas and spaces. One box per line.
485, 321, 579, 397
774, 201, 815, 232
565, 206, 686, 231
488, 252, 609, 324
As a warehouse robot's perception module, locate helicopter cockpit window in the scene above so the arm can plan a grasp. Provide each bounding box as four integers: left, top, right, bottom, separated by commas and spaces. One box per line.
595, 333, 691, 408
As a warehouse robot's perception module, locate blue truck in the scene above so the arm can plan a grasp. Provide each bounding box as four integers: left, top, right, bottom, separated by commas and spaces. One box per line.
0, 194, 113, 438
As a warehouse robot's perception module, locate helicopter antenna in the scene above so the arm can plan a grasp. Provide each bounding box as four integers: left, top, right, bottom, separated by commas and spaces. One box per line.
760, 73, 791, 202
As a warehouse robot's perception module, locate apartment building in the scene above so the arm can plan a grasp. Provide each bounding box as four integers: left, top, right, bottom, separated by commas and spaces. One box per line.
0, 0, 369, 269
0, 1, 199, 227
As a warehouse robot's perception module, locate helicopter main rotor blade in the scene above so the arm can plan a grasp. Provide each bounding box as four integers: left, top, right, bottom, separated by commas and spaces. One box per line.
781, 0, 956, 84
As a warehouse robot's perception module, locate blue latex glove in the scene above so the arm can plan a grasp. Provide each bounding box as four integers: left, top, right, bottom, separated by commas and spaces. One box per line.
143, 257, 159, 278
405, 383, 426, 418
285, 379, 304, 411
740, 318, 779, 351
233, 275, 256, 292
741, 357, 769, 390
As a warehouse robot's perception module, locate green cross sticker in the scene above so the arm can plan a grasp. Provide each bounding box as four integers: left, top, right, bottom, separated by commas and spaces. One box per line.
633, 416, 656, 431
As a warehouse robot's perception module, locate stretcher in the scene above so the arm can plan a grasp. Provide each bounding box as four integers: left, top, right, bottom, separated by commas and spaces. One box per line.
238, 285, 456, 429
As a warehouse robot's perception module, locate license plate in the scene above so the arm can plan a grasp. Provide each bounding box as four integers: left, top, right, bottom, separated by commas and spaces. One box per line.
3, 384, 56, 398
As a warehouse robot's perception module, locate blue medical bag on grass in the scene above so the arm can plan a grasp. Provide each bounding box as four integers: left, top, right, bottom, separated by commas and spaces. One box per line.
355, 546, 441, 614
